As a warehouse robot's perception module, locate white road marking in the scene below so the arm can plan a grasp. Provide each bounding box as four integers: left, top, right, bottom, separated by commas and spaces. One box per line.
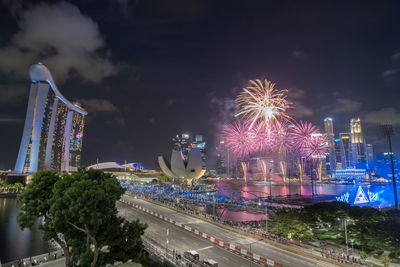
196, 245, 214, 251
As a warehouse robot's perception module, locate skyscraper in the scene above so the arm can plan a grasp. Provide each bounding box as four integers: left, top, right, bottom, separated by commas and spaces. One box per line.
14, 63, 87, 173
324, 117, 336, 174
192, 134, 206, 168
339, 133, 351, 168
334, 138, 347, 169
366, 143, 373, 166
172, 133, 206, 167
350, 118, 366, 167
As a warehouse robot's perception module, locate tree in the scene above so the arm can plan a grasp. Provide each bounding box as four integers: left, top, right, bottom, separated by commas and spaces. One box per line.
269, 209, 313, 241
50, 169, 147, 266
16, 171, 72, 266
380, 255, 391, 267
17, 169, 147, 267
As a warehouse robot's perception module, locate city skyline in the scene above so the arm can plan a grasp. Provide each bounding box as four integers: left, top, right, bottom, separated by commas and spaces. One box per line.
1, 1, 400, 169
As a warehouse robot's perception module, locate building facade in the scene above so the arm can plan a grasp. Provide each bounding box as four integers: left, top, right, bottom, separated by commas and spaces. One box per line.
334, 138, 347, 169
173, 133, 206, 168
350, 118, 366, 168
14, 63, 87, 173
339, 133, 351, 168
324, 117, 336, 175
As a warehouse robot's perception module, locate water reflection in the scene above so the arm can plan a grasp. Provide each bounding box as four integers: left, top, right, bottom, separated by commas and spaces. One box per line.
211, 180, 395, 222
0, 198, 53, 262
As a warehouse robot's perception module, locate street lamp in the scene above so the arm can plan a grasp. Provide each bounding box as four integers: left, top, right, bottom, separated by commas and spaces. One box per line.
249, 239, 263, 267
350, 239, 354, 255
268, 169, 272, 200
381, 124, 399, 209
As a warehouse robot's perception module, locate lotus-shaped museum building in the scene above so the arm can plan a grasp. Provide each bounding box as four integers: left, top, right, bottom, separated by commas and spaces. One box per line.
158, 148, 206, 184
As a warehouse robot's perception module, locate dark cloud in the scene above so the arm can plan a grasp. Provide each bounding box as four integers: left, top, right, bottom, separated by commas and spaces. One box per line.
77, 98, 119, 114
292, 50, 307, 60
0, 83, 27, 103
365, 107, 400, 126
0, 114, 23, 123
0, 1, 116, 84
288, 104, 313, 118
382, 69, 399, 81
322, 98, 361, 114
288, 88, 306, 100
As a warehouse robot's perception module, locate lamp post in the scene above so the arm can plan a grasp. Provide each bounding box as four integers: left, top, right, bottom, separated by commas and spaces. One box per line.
344, 219, 349, 256
269, 169, 272, 200
249, 239, 263, 267
350, 239, 354, 255
381, 124, 399, 209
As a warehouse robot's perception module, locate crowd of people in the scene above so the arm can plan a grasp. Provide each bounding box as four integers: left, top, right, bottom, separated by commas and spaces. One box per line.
122, 180, 365, 266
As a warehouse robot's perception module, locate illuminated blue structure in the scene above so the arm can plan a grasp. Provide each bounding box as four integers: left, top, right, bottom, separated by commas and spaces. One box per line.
333, 169, 366, 182
14, 63, 87, 173
87, 162, 150, 171
336, 186, 380, 206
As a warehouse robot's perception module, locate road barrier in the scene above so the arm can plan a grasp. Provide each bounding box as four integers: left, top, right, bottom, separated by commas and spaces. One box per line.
119, 198, 282, 267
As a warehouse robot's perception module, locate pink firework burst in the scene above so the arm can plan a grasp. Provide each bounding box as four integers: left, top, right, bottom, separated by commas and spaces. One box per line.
249, 122, 276, 153
272, 123, 294, 154
290, 121, 319, 152
222, 121, 254, 159
302, 133, 329, 160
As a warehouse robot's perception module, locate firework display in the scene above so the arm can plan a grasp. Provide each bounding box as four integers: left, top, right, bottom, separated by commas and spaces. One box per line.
222, 121, 254, 159
235, 79, 293, 130
221, 78, 330, 182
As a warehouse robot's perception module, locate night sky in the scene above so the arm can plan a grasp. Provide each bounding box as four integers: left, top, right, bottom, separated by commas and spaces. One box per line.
1, 0, 400, 170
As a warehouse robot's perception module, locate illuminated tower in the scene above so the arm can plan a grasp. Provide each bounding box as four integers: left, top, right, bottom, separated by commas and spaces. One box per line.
350, 118, 366, 167
192, 134, 206, 168
334, 138, 346, 169
339, 133, 351, 168
324, 117, 336, 174
14, 63, 87, 173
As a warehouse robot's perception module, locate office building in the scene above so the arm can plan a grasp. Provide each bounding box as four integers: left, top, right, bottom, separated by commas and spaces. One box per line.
334, 138, 347, 169
172, 133, 191, 160
14, 63, 87, 173
192, 134, 207, 168
339, 133, 351, 168
350, 118, 366, 167
366, 143, 373, 166
324, 117, 336, 175
173, 133, 206, 168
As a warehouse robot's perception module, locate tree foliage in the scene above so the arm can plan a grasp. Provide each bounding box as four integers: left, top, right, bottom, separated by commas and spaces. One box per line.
17, 169, 147, 266
269, 202, 400, 259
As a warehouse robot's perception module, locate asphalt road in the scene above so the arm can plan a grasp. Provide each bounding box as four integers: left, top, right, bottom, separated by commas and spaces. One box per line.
117, 201, 264, 267
120, 195, 335, 267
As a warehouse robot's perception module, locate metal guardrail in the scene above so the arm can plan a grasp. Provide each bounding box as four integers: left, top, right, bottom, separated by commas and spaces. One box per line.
2, 250, 64, 267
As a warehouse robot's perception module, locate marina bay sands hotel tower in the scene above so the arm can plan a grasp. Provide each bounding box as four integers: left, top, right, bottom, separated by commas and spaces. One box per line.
14, 63, 87, 174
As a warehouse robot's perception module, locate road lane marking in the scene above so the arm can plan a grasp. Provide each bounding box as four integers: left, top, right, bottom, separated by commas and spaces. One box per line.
196, 245, 214, 251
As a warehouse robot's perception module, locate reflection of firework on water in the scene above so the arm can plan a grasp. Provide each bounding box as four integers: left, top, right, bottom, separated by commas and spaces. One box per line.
235, 79, 293, 130
240, 161, 249, 182
280, 161, 288, 183
249, 122, 276, 153
258, 158, 268, 182
297, 157, 306, 183
222, 121, 254, 159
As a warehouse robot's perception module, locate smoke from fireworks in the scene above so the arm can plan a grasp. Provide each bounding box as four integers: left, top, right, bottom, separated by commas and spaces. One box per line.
235, 79, 293, 130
